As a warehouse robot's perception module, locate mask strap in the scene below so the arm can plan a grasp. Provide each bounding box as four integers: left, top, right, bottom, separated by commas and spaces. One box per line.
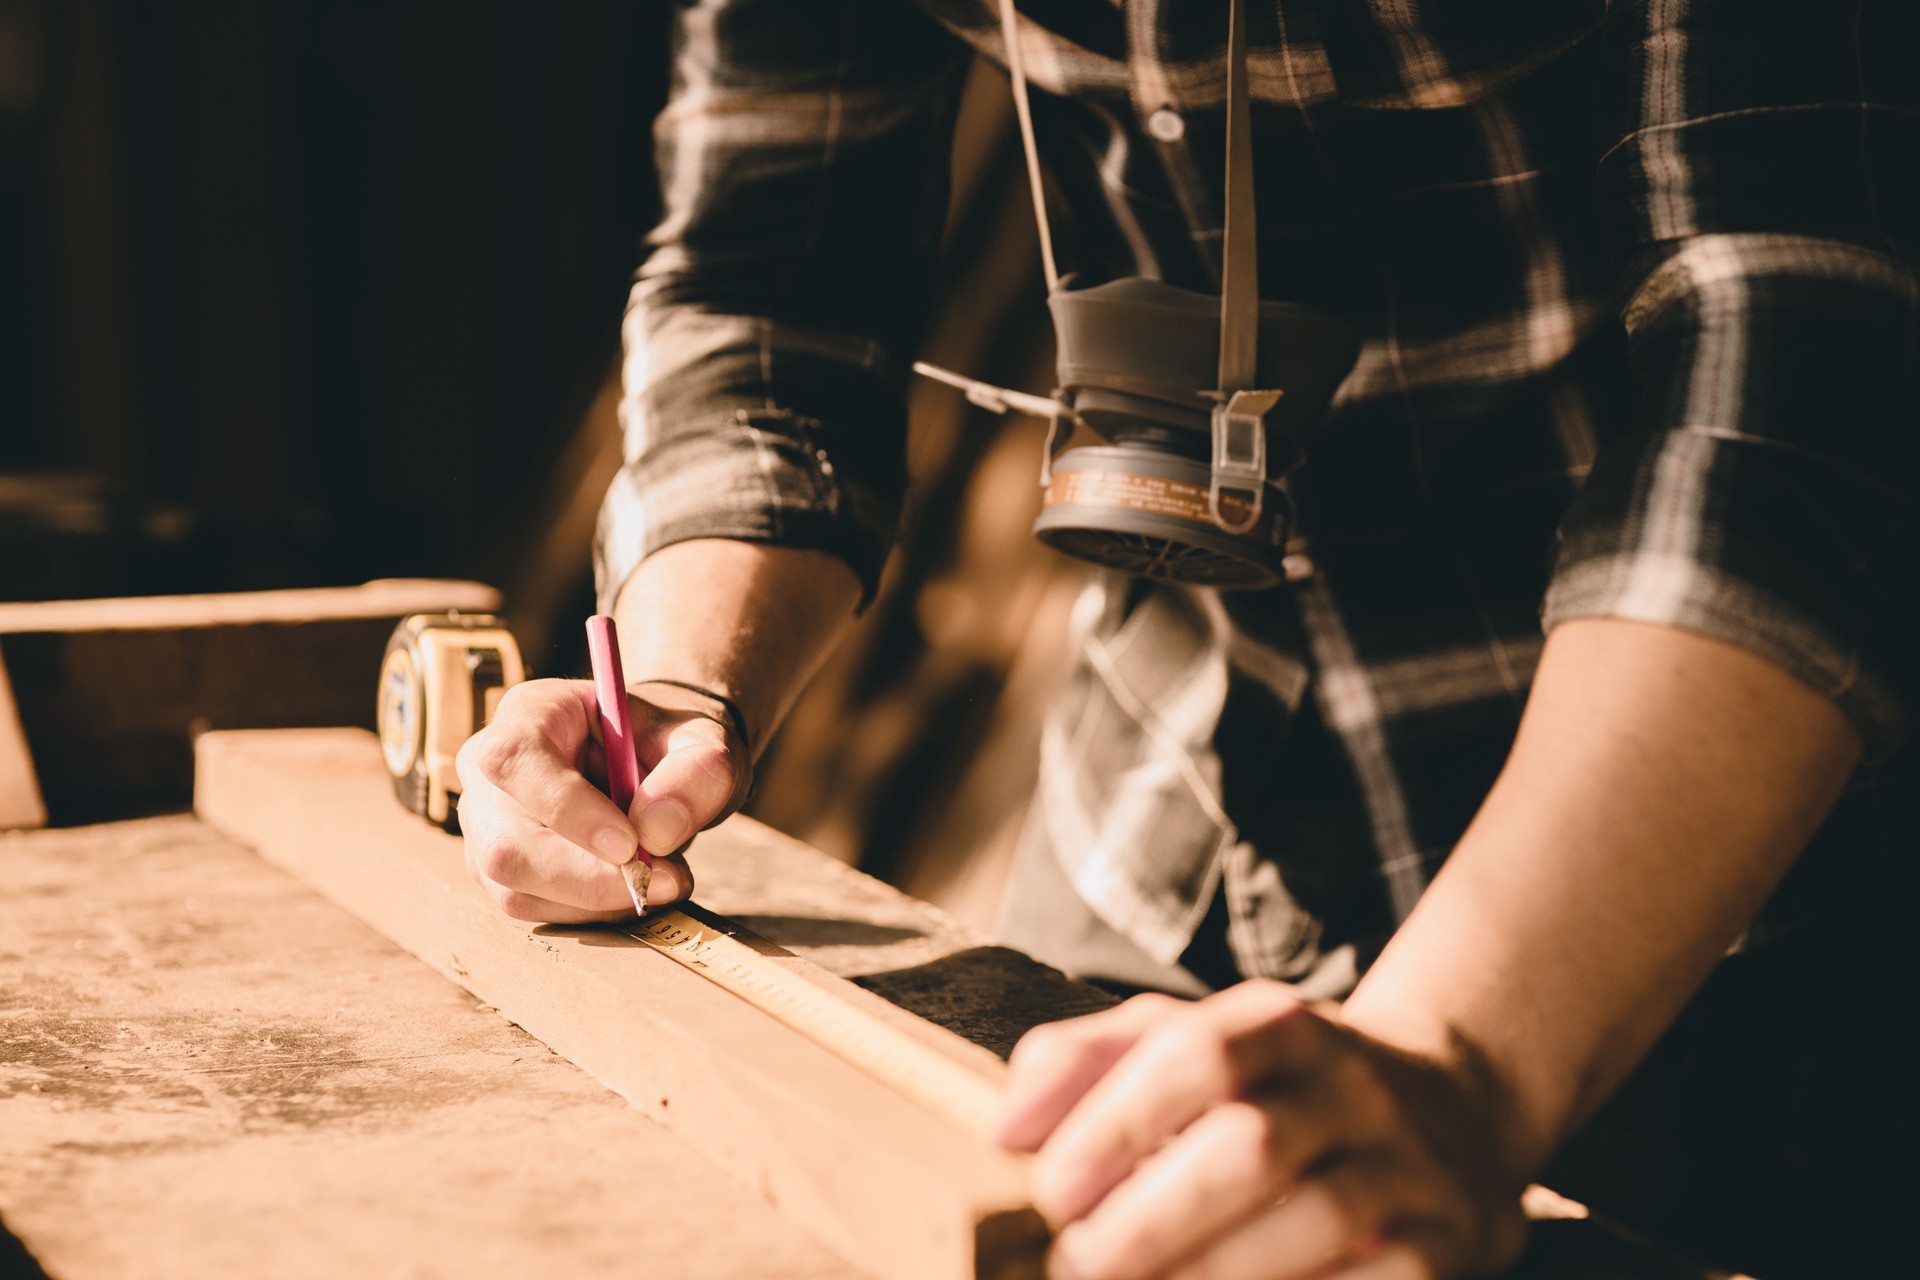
997, 0, 1061, 295
1217, 0, 1258, 397
1209, 0, 1272, 537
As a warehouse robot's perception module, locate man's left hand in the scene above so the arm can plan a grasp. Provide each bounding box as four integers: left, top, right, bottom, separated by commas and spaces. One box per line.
997, 981, 1529, 1280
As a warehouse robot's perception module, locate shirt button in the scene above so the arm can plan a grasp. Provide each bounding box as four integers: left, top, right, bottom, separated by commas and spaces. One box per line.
1146, 106, 1186, 143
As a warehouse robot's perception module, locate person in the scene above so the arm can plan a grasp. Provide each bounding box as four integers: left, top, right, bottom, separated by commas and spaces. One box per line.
453, 2, 1915, 1277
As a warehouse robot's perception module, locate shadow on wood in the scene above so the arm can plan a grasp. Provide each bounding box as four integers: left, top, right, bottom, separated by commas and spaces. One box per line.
852, 946, 1119, 1061
0, 1213, 53, 1280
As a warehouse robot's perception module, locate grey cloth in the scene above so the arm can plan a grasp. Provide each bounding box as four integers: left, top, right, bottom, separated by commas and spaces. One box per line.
995, 804, 1214, 1000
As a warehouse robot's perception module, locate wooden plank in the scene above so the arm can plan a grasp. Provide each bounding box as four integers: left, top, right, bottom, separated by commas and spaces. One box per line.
194, 728, 1060, 1280
0, 651, 46, 830
0, 581, 500, 825
619, 904, 1012, 1140
0, 579, 500, 633
0, 815, 852, 1280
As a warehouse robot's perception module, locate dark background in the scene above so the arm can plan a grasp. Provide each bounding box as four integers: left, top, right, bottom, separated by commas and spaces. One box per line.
0, 0, 665, 615
0, 0, 1074, 922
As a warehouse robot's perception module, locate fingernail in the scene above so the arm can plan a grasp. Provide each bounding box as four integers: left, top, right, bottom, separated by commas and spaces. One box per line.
592, 828, 635, 864
636, 799, 691, 854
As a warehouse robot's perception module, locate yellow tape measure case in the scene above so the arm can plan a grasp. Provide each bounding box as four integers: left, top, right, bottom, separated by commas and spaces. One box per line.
378, 612, 525, 829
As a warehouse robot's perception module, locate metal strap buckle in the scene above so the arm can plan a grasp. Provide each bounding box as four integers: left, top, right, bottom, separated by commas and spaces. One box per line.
910, 361, 1076, 490
1209, 389, 1280, 533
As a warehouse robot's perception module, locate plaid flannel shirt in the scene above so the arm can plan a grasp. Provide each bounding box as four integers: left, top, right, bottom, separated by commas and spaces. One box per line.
599, 0, 1917, 985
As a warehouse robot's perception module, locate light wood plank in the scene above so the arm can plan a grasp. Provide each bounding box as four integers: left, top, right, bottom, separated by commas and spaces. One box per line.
194, 728, 1051, 1280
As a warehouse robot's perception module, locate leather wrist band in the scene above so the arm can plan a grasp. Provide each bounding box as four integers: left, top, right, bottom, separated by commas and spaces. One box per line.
630, 678, 752, 753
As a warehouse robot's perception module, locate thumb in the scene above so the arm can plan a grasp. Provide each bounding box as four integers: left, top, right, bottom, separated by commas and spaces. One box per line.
631, 730, 746, 856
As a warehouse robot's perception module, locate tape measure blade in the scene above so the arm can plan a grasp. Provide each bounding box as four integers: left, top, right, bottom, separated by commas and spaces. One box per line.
627, 909, 1006, 1139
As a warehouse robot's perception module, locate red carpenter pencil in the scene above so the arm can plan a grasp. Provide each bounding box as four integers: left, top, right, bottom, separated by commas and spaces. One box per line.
585, 614, 651, 913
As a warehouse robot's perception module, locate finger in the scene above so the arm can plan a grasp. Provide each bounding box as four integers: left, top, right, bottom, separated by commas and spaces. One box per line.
640, 851, 696, 908
998, 993, 1189, 1153
460, 784, 636, 915
631, 721, 743, 857
486, 887, 634, 926
1159, 1155, 1441, 1280
459, 680, 640, 866
464, 827, 692, 920
1048, 1094, 1341, 1280
1034, 982, 1321, 1224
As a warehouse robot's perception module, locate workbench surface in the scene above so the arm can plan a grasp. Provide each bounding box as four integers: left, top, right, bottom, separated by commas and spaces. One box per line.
3, 812, 1742, 1280
0, 816, 854, 1279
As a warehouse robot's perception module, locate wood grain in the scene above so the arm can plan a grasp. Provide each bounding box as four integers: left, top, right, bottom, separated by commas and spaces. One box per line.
194, 728, 1077, 1280
0, 816, 852, 1280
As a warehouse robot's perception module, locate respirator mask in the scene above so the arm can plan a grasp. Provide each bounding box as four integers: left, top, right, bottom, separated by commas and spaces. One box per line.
917, 0, 1359, 589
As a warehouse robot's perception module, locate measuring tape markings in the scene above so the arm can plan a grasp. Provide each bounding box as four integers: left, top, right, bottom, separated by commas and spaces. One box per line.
623, 909, 1009, 1141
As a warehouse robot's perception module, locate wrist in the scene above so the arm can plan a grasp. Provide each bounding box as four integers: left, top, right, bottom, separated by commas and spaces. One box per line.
1338, 990, 1556, 1185
610, 540, 860, 761
628, 677, 753, 754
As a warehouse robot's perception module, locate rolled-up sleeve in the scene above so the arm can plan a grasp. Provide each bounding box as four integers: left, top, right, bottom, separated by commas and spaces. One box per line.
596, 0, 968, 610
1543, 0, 1919, 760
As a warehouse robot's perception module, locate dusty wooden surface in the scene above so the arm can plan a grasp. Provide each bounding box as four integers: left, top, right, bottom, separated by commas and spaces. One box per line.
0, 580, 500, 827
0, 815, 853, 1280
4, 728, 1744, 1280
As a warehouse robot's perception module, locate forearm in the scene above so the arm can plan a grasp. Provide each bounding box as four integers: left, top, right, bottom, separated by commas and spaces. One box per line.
1342, 617, 1861, 1178
610, 538, 861, 758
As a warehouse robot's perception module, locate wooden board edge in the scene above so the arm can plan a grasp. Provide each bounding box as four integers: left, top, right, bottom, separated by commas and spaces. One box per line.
0, 579, 501, 634
193, 727, 1044, 1280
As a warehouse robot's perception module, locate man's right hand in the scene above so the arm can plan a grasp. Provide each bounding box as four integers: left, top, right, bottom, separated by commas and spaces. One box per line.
454, 677, 751, 923
454, 538, 862, 924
